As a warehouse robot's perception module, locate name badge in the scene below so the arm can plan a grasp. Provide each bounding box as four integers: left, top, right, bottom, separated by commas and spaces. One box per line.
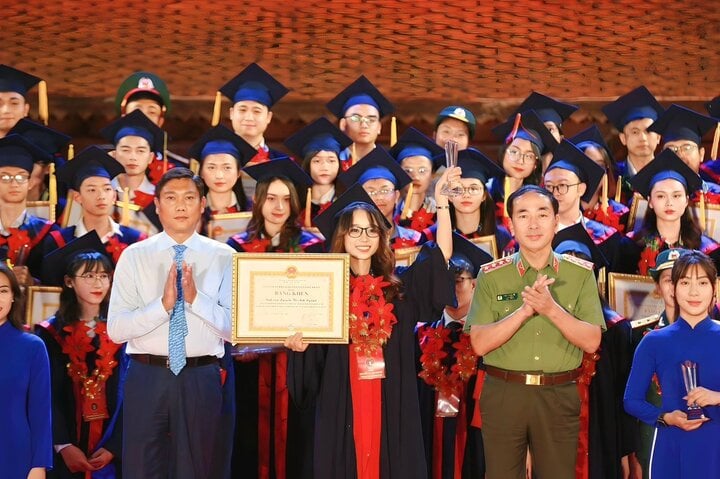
497, 293, 518, 301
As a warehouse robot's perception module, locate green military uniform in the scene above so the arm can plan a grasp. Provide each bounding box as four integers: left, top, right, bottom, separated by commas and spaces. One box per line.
466, 250, 605, 479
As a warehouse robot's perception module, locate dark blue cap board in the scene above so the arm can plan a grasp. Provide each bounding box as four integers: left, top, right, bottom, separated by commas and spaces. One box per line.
242, 157, 312, 191
326, 75, 394, 119
648, 104, 716, 146
706, 96, 720, 120
450, 232, 493, 276
218, 63, 288, 108
41, 231, 107, 286
284, 117, 352, 159
629, 149, 702, 197
336, 148, 411, 190
389, 127, 444, 168
545, 140, 605, 203
313, 182, 389, 247
0, 64, 41, 96
512, 91, 578, 126
568, 125, 614, 165
100, 109, 165, 153
491, 109, 558, 155
552, 222, 609, 270
8, 118, 70, 160
601, 86, 664, 130
188, 125, 257, 166
449, 147, 505, 183
435, 106, 477, 138
0, 134, 52, 172
57, 146, 124, 190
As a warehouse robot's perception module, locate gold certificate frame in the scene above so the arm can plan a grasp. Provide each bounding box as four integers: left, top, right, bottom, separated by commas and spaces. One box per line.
26, 286, 62, 326
608, 273, 662, 321
394, 245, 422, 267
209, 211, 252, 242
232, 253, 350, 344
470, 234, 499, 259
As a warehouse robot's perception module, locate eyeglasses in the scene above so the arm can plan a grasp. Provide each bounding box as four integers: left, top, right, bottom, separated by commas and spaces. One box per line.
402, 166, 430, 176
505, 147, 538, 164
458, 185, 484, 196
74, 272, 111, 283
0, 173, 30, 184
545, 183, 581, 195
344, 114, 379, 126
347, 226, 380, 238
365, 188, 395, 198
665, 144, 698, 156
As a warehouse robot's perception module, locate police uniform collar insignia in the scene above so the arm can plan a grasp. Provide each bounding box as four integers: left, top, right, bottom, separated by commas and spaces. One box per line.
552, 254, 560, 273
481, 255, 513, 273
516, 257, 527, 276
561, 253, 594, 270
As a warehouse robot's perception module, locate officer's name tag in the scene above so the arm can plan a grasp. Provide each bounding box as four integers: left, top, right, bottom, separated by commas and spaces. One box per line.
496, 293, 518, 301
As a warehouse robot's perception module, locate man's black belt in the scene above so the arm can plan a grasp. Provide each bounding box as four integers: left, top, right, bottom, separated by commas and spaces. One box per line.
130, 353, 218, 368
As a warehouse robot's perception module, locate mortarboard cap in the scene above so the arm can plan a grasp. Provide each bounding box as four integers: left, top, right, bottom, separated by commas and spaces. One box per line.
601, 86, 664, 131
8, 119, 70, 161
629, 149, 702, 198
41, 231, 107, 286
326, 75, 394, 119
569, 125, 614, 165
336, 148, 411, 190
648, 248, 689, 282
449, 233, 493, 277
0, 64, 41, 96
435, 106, 477, 138
706, 96, 720, 120
545, 140, 605, 203
100, 109, 165, 152
284, 117, 352, 160
243, 157, 312, 190
648, 104, 716, 146
57, 146, 124, 190
188, 125, 257, 166
491, 109, 558, 155
0, 134, 52, 172
314, 182, 388, 248
115, 71, 171, 116
218, 63, 288, 108
389, 127, 444, 168
513, 91, 578, 127
553, 222, 609, 270
448, 147, 505, 183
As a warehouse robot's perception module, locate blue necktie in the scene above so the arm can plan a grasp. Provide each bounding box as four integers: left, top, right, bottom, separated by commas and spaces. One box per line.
169, 244, 188, 375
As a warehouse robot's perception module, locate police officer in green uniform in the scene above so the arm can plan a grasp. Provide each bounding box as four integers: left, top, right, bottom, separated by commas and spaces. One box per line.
466, 185, 605, 479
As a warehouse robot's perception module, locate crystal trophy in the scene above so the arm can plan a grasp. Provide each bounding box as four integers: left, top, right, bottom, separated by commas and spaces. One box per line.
681, 360, 706, 420
440, 140, 463, 197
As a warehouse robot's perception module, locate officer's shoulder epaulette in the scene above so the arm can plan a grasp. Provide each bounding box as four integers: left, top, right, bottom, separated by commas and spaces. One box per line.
481, 256, 513, 273
630, 314, 660, 330
561, 253, 594, 271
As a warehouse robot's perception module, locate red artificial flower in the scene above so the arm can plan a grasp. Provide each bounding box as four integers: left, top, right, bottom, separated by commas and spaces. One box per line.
105, 236, 129, 263
409, 208, 435, 231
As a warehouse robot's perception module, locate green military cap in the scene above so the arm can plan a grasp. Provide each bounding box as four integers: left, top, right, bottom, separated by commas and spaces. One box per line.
115, 72, 171, 116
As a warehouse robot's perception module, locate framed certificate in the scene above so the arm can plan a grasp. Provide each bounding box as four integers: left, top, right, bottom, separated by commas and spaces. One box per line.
26, 201, 56, 222
232, 253, 350, 344
608, 273, 662, 321
470, 234, 499, 259
208, 212, 252, 242
25, 286, 62, 326
394, 245, 422, 267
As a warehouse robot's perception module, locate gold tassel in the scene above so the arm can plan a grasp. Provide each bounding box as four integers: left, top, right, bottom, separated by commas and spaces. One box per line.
390, 116, 397, 147
601, 173, 609, 210
614, 175, 622, 203
304, 188, 312, 228
38, 80, 48, 125
211, 91, 222, 126
400, 183, 414, 220
120, 187, 131, 226
700, 190, 706, 233
503, 177, 511, 218
48, 162, 57, 206
189, 158, 200, 175
352, 143, 358, 165
711, 122, 720, 161
163, 132, 169, 174
67, 144, 74, 160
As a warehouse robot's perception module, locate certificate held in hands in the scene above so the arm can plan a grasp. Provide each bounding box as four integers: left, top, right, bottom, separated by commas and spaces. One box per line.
231, 253, 350, 344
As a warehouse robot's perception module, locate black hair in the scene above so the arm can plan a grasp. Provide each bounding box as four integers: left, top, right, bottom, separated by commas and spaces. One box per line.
507, 184, 559, 217
0, 264, 25, 330
156, 167, 205, 197
57, 251, 114, 332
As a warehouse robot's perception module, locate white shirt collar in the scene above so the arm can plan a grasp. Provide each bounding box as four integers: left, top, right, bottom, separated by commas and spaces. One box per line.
0, 210, 28, 235
442, 310, 467, 327
75, 216, 123, 242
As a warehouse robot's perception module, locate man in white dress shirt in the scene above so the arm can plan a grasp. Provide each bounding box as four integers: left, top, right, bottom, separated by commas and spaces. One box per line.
108, 167, 235, 479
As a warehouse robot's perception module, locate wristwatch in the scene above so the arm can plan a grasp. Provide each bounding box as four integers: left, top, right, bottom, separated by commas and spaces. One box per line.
656, 413, 668, 427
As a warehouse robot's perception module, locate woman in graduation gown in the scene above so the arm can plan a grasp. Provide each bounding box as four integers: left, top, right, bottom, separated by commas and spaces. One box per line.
0, 263, 52, 479
36, 244, 126, 479
284, 117, 352, 225
284, 166, 460, 479
623, 150, 720, 275
424, 148, 514, 257
625, 250, 720, 478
